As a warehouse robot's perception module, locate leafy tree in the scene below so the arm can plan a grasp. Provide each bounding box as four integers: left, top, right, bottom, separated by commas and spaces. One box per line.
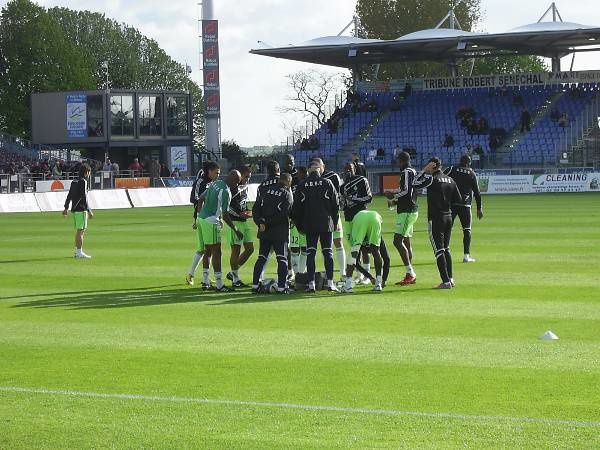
221, 139, 247, 168
0, 0, 205, 150
0, 0, 95, 136
355, 0, 546, 79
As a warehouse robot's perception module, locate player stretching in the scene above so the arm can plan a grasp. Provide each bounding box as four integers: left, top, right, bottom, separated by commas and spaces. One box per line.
444, 154, 484, 262
387, 152, 419, 286
63, 163, 93, 259
252, 173, 294, 294
226, 165, 254, 287
414, 158, 462, 289
313, 158, 346, 282
343, 210, 385, 293
292, 161, 339, 293
197, 170, 243, 292
340, 162, 372, 286
186, 161, 220, 287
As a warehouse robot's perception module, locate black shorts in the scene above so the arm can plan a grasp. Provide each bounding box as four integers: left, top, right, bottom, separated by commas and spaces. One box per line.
452, 205, 472, 231
428, 215, 452, 253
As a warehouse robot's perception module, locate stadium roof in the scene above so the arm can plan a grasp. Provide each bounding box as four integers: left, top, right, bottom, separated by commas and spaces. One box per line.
250, 22, 600, 68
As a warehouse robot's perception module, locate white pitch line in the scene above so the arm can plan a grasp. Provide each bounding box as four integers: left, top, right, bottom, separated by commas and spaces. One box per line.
1, 386, 599, 428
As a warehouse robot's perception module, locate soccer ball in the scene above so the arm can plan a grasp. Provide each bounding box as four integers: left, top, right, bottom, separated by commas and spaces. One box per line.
259, 278, 278, 294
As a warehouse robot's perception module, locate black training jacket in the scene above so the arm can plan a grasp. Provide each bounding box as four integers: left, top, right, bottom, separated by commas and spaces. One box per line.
292, 172, 339, 234
252, 184, 293, 242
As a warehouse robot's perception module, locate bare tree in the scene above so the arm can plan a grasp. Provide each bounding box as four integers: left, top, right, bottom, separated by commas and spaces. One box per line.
279, 70, 344, 128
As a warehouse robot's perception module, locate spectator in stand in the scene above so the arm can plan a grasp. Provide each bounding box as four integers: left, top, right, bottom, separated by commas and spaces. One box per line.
472, 144, 485, 169
308, 136, 319, 150
376, 147, 385, 161
103, 159, 112, 172
111, 160, 120, 176
51, 161, 63, 179
367, 146, 377, 161
443, 134, 455, 148
550, 108, 561, 122
301, 138, 310, 150
18, 162, 31, 175
128, 158, 142, 176
160, 162, 170, 178
520, 108, 531, 133
392, 144, 402, 167
478, 117, 489, 134
150, 158, 161, 186
171, 168, 180, 178
513, 93, 524, 107
558, 113, 570, 128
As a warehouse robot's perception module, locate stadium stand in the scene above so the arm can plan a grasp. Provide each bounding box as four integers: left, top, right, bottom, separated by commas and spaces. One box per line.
292, 83, 600, 169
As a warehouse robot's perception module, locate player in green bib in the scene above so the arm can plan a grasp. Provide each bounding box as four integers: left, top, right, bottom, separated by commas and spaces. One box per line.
198, 170, 243, 291
343, 210, 385, 292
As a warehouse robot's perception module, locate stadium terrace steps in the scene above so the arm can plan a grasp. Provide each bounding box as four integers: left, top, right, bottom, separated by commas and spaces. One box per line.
494, 90, 567, 168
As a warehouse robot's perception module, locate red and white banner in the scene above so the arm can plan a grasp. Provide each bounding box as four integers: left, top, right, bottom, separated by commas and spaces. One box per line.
35, 179, 73, 193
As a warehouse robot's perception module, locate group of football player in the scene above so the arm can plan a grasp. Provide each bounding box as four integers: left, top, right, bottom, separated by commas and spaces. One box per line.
185, 151, 483, 294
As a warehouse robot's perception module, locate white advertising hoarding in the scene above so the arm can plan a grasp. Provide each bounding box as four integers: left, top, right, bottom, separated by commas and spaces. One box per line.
479, 173, 600, 194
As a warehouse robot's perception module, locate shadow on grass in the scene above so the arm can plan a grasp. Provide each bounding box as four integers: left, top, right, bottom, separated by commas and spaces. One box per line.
11, 285, 315, 310
1, 285, 182, 301
0, 257, 73, 265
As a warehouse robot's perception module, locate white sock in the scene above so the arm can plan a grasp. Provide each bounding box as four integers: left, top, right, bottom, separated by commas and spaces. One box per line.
202, 268, 210, 284
232, 270, 239, 282
261, 253, 271, 280
298, 252, 307, 273
406, 264, 415, 277
291, 252, 300, 273
345, 277, 352, 289
376, 275, 383, 285
335, 246, 346, 277
308, 281, 315, 290
189, 252, 202, 276
215, 271, 223, 289
75, 247, 82, 255
327, 279, 334, 288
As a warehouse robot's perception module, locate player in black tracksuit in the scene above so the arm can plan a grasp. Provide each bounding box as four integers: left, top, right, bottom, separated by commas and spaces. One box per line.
444, 154, 484, 262
227, 165, 254, 287
252, 173, 293, 293
257, 160, 280, 201
413, 157, 463, 289
292, 162, 339, 293
312, 158, 347, 280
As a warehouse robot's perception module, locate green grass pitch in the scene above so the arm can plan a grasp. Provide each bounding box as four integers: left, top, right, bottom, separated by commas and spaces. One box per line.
1, 193, 599, 448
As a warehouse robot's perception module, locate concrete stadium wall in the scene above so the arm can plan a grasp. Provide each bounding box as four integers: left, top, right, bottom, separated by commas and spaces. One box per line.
35, 192, 68, 212
88, 189, 132, 210
167, 187, 192, 206
127, 188, 175, 208
0, 193, 41, 213
3, 183, 273, 213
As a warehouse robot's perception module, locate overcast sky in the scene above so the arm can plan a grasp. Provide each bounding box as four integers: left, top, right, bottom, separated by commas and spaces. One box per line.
3, 0, 600, 146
